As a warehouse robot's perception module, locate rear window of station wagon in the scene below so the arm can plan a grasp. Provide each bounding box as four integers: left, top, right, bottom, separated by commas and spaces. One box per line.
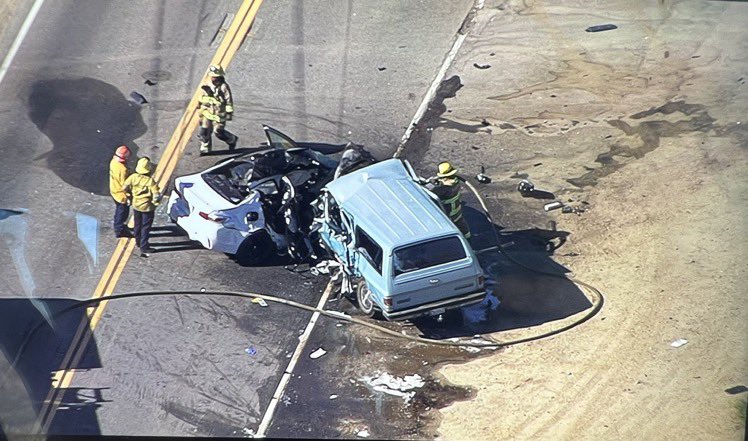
393, 236, 467, 276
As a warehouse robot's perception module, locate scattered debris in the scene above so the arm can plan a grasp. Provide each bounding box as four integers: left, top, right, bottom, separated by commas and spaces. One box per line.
724, 385, 748, 395
544, 201, 565, 211
377, 66, 387, 71
476, 166, 491, 184
481, 118, 491, 126
310, 348, 327, 359
473, 62, 491, 69
241, 427, 255, 437
562, 205, 587, 215
251, 297, 268, 307
144, 79, 157, 86
356, 429, 371, 438
585, 24, 618, 33
329, 394, 338, 400
533, 162, 543, 167
245, 346, 257, 356
562, 252, 580, 257
129, 91, 148, 104
310, 260, 340, 276
517, 179, 535, 195
670, 338, 688, 348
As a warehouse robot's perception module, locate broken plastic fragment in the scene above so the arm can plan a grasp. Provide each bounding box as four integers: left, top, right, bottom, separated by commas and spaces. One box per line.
329, 394, 338, 400
310, 348, 327, 359
129, 91, 148, 104
473, 63, 491, 69
356, 429, 370, 438
670, 338, 688, 348
251, 297, 268, 307
585, 24, 618, 33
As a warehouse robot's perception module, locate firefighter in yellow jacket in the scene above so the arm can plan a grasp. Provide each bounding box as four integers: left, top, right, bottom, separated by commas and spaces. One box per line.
427, 162, 471, 239
123, 157, 162, 256
197, 64, 238, 155
109, 145, 132, 238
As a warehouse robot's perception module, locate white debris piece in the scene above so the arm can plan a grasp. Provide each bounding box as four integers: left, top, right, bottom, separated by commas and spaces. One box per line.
361, 373, 425, 403
356, 429, 370, 438
310, 348, 327, 359
241, 427, 255, 437
460, 345, 481, 353
670, 338, 688, 348
310, 260, 340, 276
251, 297, 268, 307
329, 394, 338, 400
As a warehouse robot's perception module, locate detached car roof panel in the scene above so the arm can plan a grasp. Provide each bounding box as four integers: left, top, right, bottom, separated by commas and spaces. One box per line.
327, 159, 458, 251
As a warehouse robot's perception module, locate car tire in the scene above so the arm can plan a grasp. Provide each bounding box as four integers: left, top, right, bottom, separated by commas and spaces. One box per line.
235, 231, 274, 266
356, 280, 381, 319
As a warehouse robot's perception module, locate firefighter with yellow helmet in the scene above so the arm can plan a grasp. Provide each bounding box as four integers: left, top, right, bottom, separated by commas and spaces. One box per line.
427, 162, 471, 239
197, 64, 238, 155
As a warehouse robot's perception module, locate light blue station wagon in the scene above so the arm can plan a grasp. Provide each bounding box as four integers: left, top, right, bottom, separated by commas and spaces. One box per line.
317, 158, 486, 320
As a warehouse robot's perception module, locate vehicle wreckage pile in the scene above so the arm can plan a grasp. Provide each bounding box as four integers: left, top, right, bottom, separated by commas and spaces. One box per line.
168, 126, 488, 321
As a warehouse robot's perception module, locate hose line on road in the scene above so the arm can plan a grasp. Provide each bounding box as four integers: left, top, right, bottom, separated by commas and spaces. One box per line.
460, 177, 605, 345
3, 179, 604, 386
4, 281, 602, 391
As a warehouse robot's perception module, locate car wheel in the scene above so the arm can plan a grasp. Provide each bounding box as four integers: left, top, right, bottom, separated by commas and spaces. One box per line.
356, 280, 380, 318
235, 231, 274, 266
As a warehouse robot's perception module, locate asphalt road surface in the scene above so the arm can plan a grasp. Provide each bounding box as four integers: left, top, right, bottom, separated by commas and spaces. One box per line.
0, 0, 480, 437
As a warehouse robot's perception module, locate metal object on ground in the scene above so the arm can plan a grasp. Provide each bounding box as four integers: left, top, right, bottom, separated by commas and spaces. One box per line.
517, 179, 534, 195
544, 201, 564, 211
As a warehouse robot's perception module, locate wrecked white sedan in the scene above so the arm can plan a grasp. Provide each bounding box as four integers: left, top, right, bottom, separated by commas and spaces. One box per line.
167, 126, 346, 265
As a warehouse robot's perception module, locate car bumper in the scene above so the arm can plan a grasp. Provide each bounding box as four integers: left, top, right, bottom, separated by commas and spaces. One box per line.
167, 192, 246, 255
381, 289, 486, 321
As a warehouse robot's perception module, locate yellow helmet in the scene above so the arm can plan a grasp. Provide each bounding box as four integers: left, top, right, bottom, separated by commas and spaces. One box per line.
437, 161, 457, 178
136, 157, 153, 175
208, 64, 225, 77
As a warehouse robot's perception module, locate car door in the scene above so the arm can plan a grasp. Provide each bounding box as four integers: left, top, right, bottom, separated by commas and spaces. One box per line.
318, 192, 353, 268
263, 125, 299, 150
352, 225, 387, 306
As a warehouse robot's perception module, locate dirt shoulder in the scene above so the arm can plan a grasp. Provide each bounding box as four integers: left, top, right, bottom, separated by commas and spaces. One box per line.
424, 1, 748, 439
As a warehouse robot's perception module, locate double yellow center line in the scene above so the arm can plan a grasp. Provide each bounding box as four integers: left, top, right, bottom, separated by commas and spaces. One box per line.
36, 0, 264, 432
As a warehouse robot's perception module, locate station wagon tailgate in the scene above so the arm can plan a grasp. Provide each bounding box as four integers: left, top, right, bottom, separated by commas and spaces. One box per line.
387, 236, 485, 319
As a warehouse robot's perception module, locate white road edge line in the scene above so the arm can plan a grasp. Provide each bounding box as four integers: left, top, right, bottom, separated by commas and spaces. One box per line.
395, 32, 467, 157
0, 0, 46, 86
255, 1, 483, 436
254, 282, 334, 438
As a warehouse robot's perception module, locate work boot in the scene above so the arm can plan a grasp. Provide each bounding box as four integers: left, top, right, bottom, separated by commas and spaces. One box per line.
228, 135, 238, 151
199, 142, 211, 156
115, 229, 133, 239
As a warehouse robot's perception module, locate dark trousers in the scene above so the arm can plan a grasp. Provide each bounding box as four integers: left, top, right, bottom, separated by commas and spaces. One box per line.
133, 210, 155, 249
198, 119, 236, 148
113, 201, 130, 235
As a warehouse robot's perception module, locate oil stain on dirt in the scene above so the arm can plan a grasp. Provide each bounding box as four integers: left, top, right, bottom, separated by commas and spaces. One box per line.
27, 78, 148, 195
567, 101, 719, 187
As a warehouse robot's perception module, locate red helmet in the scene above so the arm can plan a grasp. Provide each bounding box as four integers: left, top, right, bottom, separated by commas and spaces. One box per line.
115, 145, 130, 162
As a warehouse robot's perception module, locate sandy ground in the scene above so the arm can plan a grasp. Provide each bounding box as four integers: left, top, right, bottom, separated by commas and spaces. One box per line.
426, 1, 748, 440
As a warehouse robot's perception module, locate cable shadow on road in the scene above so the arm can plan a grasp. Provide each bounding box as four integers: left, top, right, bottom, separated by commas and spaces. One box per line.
413, 206, 592, 339
0, 298, 104, 436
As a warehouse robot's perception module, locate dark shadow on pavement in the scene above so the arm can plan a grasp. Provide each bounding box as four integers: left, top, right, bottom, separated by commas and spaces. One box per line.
0, 298, 103, 436
27, 78, 148, 196
413, 205, 592, 339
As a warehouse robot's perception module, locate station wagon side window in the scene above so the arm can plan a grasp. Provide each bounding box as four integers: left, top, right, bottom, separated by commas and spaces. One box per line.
355, 226, 383, 274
